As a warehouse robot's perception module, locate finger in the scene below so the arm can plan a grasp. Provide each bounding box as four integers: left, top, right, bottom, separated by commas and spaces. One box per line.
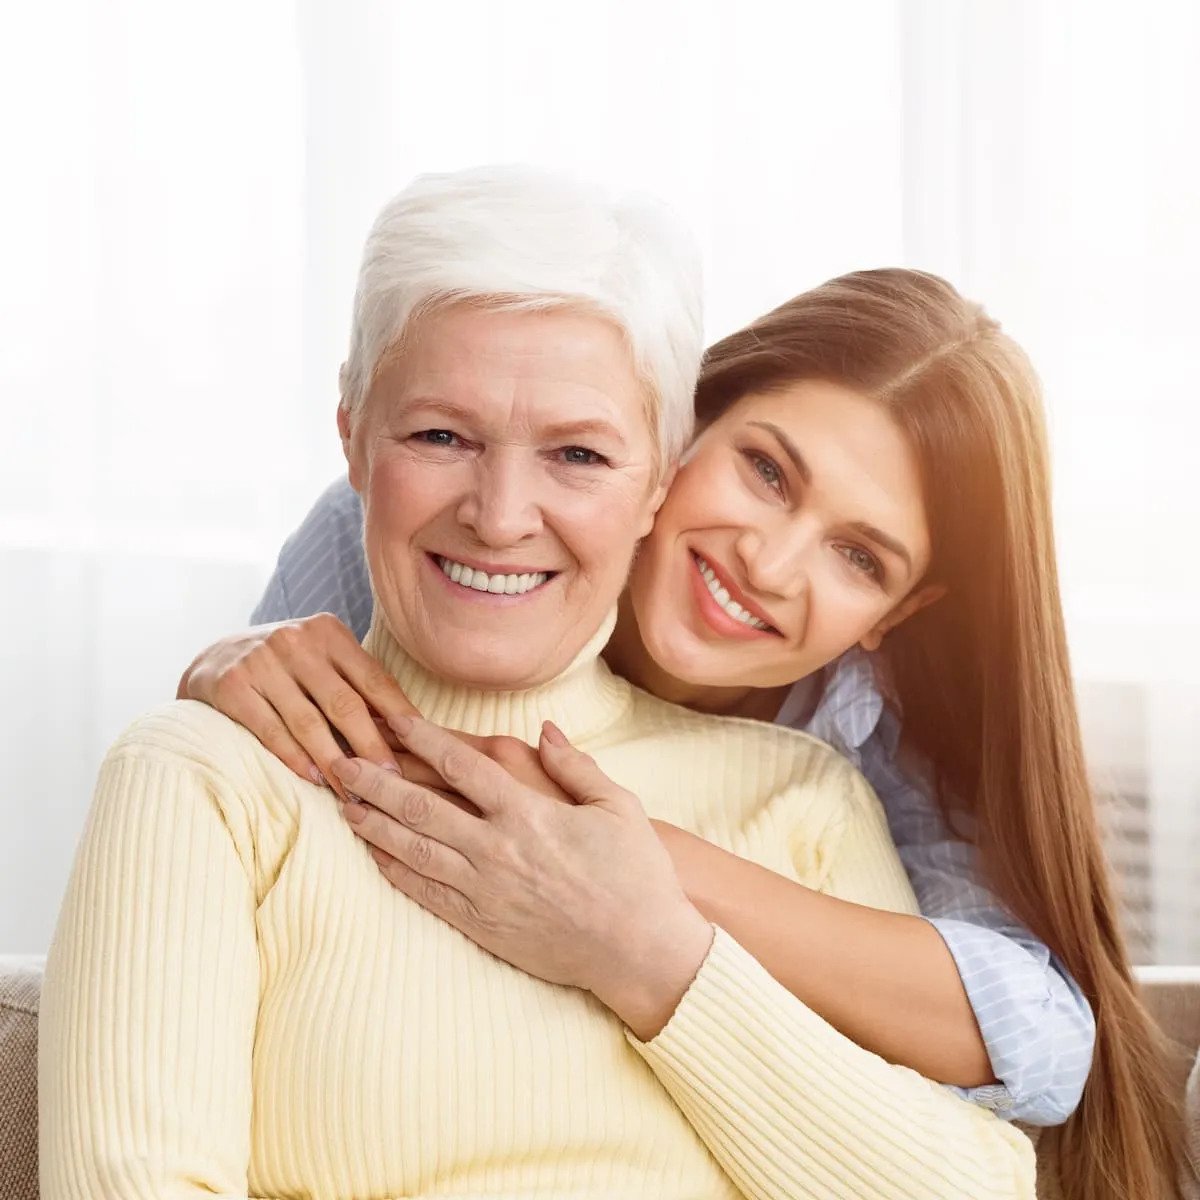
328, 632, 421, 732
366, 848, 485, 939
393, 752, 448, 792
332, 758, 489, 861
389, 718, 514, 816
340, 794, 476, 891
282, 651, 400, 770
537, 721, 631, 808
248, 654, 367, 799
374, 717, 404, 753
215, 683, 321, 786
392, 753, 482, 817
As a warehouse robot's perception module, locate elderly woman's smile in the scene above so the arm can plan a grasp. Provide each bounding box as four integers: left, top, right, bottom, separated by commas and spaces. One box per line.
338, 303, 668, 692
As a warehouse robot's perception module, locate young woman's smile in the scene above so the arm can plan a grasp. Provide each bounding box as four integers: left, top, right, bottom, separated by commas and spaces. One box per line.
687, 550, 781, 639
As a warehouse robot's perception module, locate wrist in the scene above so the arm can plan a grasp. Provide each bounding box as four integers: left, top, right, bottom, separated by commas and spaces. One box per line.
591, 903, 714, 1042
651, 820, 717, 918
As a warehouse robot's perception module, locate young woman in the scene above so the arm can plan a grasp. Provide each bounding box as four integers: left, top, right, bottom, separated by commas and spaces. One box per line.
180, 269, 1184, 1199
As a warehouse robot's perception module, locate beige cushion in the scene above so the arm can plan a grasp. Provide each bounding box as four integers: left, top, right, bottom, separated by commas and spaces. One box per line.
3, 958, 1198, 1199
1035, 968, 1200, 1199
0, 958, 42, 1200
1186, 1051, 1200, 1200
1141, 970, 1200, 1199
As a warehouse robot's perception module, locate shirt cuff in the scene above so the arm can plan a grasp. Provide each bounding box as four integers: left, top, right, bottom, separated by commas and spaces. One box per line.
927, 916, 1094, 1125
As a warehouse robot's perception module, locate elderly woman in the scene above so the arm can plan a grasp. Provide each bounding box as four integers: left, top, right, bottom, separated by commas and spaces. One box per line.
39, 166, 1034, 1199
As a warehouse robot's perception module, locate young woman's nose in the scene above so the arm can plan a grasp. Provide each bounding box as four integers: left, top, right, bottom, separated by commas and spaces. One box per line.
733, 519, 815, 601
455, 451, 545, 547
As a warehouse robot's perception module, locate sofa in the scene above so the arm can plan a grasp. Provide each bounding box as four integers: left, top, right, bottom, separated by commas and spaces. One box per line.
4, 956, 1198, 1199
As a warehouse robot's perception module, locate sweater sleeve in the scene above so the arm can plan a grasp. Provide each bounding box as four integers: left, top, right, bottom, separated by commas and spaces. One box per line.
38, 731, 279, 1199
627, 765, 1037, 1200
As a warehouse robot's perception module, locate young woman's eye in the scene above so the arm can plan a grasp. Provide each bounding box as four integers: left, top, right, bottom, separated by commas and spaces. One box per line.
414, 429, 460, 447
839, 544, 883, 581
744, 451, 784, 491
558, 446, 607, 466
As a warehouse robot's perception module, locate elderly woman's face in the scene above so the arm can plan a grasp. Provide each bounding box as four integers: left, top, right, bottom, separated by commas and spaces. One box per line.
340, 304, 665, 690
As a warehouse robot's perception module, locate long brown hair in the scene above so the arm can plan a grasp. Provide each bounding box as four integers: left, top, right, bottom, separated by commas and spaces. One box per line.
695, 269, 1185, 1200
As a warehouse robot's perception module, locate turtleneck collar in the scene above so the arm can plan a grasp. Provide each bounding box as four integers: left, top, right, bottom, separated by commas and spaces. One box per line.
362, 604, 634, 745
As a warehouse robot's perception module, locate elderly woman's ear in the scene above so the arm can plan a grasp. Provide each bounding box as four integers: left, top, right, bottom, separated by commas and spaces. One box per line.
336, 398, 365, 493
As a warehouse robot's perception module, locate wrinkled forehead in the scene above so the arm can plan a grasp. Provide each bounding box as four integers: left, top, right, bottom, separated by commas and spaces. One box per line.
368, 302, 664, 456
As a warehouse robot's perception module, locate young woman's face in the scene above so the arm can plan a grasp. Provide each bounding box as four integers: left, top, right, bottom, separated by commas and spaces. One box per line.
627, 379, 942, 691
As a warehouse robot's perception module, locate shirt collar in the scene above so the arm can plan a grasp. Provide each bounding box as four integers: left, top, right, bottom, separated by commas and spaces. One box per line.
783, 646, 887, 756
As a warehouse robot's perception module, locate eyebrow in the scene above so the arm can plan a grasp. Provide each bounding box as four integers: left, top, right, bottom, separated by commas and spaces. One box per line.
403, 398, 626, 444
750, 420, 812, 485
850, 521, 913, 575
749, 420, 914, 575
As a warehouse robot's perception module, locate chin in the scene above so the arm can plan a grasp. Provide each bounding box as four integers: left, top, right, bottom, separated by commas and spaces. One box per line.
644, 622, 716, 686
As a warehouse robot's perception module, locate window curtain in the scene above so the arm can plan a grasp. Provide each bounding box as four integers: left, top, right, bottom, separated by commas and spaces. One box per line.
2, 0, 1195, 959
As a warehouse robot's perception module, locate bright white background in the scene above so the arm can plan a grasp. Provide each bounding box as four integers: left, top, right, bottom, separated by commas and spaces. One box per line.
1, 0, 1197, 960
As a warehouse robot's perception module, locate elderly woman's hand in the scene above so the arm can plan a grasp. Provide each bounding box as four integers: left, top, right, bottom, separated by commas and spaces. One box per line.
330, 717, 714, 1041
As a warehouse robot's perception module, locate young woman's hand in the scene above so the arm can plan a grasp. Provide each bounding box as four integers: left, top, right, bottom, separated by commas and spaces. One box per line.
332, 717, 714, 1041
176, 613, 417, 800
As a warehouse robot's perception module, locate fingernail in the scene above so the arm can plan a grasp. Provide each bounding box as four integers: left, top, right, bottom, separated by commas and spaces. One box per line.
369, 846, 390, 867
389, 714, 414, 736
342, 798, 366, 823
541, 720, 568, 747
380, 761, 400, 774
309, 766, 328, 787
329, 758, 356, 783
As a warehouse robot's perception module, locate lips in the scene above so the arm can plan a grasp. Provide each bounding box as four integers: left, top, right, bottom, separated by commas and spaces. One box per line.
690, 551, 780, 634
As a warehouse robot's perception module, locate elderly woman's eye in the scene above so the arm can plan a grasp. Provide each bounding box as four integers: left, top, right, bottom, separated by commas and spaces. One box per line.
415, 429, 460, 447
559, 446, 606, 466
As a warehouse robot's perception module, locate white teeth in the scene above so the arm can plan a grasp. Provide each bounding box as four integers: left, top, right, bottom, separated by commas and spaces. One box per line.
437, 557, 550, 596
694, 555, 773, 631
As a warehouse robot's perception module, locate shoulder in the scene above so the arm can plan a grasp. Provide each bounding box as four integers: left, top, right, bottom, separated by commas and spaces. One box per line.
626, 687, 879, 809
273, 475, 363, 566
305, 473, 362, 525
103, 701, 307, 845
108, 699, 274, 778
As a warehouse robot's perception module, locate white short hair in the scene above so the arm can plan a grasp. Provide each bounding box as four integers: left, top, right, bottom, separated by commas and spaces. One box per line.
339, 164, 703, 467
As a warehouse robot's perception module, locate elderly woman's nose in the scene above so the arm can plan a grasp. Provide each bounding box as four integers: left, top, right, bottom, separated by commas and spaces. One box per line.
456, 454, 545, 546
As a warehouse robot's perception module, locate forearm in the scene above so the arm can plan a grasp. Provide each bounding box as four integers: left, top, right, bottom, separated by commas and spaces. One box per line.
653, 819, 995, 1087
628, 927, 1035, 1200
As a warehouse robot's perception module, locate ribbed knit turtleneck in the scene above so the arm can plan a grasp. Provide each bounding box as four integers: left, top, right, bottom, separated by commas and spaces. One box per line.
362, 607, 632, 744
39, 618, 1036, 1200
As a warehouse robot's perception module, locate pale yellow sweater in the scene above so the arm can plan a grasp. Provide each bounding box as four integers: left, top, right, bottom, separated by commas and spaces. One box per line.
39, 614, 1035, 1200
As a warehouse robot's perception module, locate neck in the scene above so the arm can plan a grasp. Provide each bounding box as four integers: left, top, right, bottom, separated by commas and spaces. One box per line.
605, 594, 787, 720
363, 607, 632, 745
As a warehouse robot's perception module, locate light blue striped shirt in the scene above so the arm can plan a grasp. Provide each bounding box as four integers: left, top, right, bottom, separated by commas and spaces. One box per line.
252, 475, 1095, 1125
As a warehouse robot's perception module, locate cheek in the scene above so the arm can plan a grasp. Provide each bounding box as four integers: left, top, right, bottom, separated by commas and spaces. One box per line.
559, 481, 653, 579
369, 453, 448, 527
807, 567, 892, 644
659, 453, 731, 526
